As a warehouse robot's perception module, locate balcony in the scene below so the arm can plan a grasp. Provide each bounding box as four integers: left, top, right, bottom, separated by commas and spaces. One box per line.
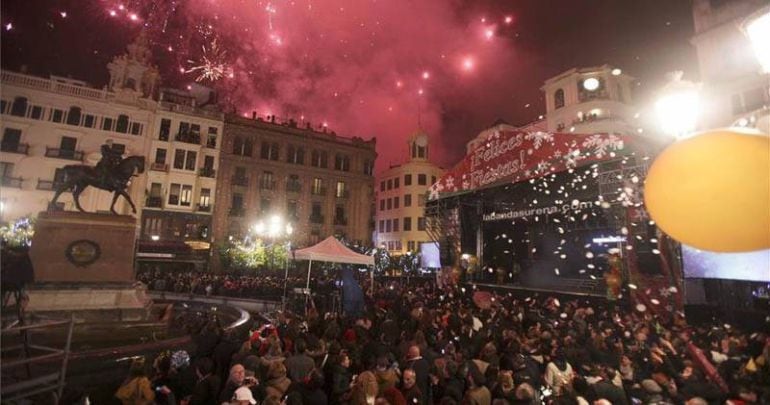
333, 217, 348, 226
197, 204, 211, 212
231, 176, 249, 187
259, 179, 276, 190
335, 190, 350, 199
286, 182, 302, 193
199, 167, 216, 178
229, 207, 245, 217
310, 214, 324, 224
150, 162, 169, 172
146, 197, 163, 208
1, 176, 23, 188
1, 142, 29, 155
311, 187, 327, 196
36, 179, 63, 191
45, 147, 83, 161
174, 132, 201, 145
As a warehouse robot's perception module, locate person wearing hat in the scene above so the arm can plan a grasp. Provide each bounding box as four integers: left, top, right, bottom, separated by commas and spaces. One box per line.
228, 386, 257, 405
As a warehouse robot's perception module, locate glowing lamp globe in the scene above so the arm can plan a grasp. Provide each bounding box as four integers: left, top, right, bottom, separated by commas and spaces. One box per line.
583, 77, 600, 91
644, 129, 770, 252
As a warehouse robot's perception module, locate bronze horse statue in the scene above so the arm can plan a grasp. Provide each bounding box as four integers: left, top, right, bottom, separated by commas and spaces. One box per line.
50, 156, 145, 215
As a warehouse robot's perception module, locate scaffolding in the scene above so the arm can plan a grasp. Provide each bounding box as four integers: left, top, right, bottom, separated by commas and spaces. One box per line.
1, 315, 74, 403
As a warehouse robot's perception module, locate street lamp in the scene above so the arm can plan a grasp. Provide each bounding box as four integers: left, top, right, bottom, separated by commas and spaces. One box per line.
743, 5, 770, 73
253, 215, 294, 310
655, 71, 700, 139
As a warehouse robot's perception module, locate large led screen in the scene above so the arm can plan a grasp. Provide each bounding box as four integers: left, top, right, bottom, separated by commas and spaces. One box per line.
682, 245, 770, 282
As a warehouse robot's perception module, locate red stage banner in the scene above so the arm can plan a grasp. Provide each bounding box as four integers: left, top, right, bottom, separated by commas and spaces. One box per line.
429, 130, 630, 200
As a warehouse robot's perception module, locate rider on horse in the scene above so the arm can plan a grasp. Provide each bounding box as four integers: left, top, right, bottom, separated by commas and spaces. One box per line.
95, 140, 124, 188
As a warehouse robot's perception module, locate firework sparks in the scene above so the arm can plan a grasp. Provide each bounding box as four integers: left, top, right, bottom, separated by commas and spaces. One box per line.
185, 39, 233, 82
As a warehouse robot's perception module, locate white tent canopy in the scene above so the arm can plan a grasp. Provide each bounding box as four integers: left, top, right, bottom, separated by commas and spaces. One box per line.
293, 236, 374, 265
293, 236, 374, 290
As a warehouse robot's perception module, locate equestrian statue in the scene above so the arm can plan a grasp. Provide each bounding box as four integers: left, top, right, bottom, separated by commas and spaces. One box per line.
50, 140, 145, 215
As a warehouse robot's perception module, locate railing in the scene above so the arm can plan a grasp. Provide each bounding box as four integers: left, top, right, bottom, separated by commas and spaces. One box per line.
286, 182, 302, 193
159, 101, 224, 120
2, 70, 109, 101
311, 187, 327, 196
45, 147, 83, 161
310, 214, 324, 224
260, 179, 276, 190
199, 167, 216, 178
150, 162, 169, 172
146, 197, 163, 208
36, 179, 62, 191
1, 142, 29, 154
174, 132, 201, 145
231, 176, 249, 187
229, 207, 245, 217
0, 316, 74, 403
1, 176, 23, 188
333, 217, 348, 226
197, 204, 211, 212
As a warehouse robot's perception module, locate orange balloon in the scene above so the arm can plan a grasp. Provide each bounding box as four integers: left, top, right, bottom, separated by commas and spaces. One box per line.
644, 129, 770, 252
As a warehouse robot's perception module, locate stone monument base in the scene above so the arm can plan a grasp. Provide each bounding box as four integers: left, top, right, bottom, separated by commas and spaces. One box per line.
24, 282, 152, 322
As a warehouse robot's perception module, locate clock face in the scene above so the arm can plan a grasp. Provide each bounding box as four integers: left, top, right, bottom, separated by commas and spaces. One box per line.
65, 240, 101, 267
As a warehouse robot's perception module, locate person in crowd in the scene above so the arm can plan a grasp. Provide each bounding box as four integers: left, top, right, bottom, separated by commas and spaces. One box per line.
329, 352, 354, 403
264, 361, 292, 401
403, 345, 430, 403
544, 349, 575, 397
227, 386, 257, 405
115, 357, 156, 405
285, 338, 316, 382
463, 363, 491, 405
219, 364, 251, 403
185, 357, 221, 405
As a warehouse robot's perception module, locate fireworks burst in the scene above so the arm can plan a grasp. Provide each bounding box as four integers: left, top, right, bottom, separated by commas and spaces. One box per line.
184, 39, 232, 82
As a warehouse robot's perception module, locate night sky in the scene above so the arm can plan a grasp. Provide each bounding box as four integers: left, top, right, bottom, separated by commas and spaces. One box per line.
1, 0, 697, 172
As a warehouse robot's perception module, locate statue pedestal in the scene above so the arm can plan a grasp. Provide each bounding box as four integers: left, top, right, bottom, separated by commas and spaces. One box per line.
26, 211, 151, 321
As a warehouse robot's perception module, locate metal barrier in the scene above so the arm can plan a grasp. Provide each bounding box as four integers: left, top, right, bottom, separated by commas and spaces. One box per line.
148, 291, 282, 314
1, 315, 74, 403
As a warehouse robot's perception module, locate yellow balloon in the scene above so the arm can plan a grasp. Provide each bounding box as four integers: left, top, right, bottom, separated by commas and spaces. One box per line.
644, 129, 770, 252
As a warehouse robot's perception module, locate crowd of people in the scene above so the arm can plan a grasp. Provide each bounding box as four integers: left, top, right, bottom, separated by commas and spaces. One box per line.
115, 275, 769, 405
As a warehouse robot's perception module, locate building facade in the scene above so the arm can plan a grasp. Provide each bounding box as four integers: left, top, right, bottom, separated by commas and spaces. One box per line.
691, 0, 770, 130
374, 131, 444, 256
211, 115, 376, 265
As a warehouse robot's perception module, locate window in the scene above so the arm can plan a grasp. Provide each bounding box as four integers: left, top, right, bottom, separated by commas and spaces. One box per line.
287, 145, 305, 164
30, 106, 43, 120
231, 193, 244, 211
380, 181, 386, 192
386, 198, 392, 210
59, 136, 77, 157
404, 194, 412, 207
404, 174, 412, 186
378, 220, 384, 233
380, 199, 385, 211
334, 154, 350, 171
417, 174, 427, 185
207, 127, 218, 148
418, 194, 426, 207
173, 149, 186, 169
199, 188, 211, 208
51, 109, 64, 123
234, 166, 247, 180
311, 150, 328, 168
0, 100, 5, 114
130, 122, 142, 135
102, 117, 114, 131
159, 118, 171, 141
403, 217, 412, 231
83, 114, 95, 128
385, 219, 391, 233
154, 148, 167, 164
311, 202, 323, 222
392, 218, 399, 232
180, 185, 193, 206
287, 200, 299, 220
261, 171, 275, 189
66, 106, 82, 126
335, 204, 345, 222
10, 97, 27, 117
394, 177, 400, 188
178, 122, 190, 137
417, 217, 426, 231
184, 151, 197, 171
387, 179, 392, 190
336, 181, 347, 198
260, 197, 271, 214
363, 159, 374, 175
116, 114, 129, 133
312, 178, 324, 195
168, 184, 181, 205
407, 241, 416, 251
554, 88, 565, 109
394, 197, 400, 209
417, 145, 426, 158
1, 128, 22, 151
233, 136, 243, 155
261, 141, 279, 160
